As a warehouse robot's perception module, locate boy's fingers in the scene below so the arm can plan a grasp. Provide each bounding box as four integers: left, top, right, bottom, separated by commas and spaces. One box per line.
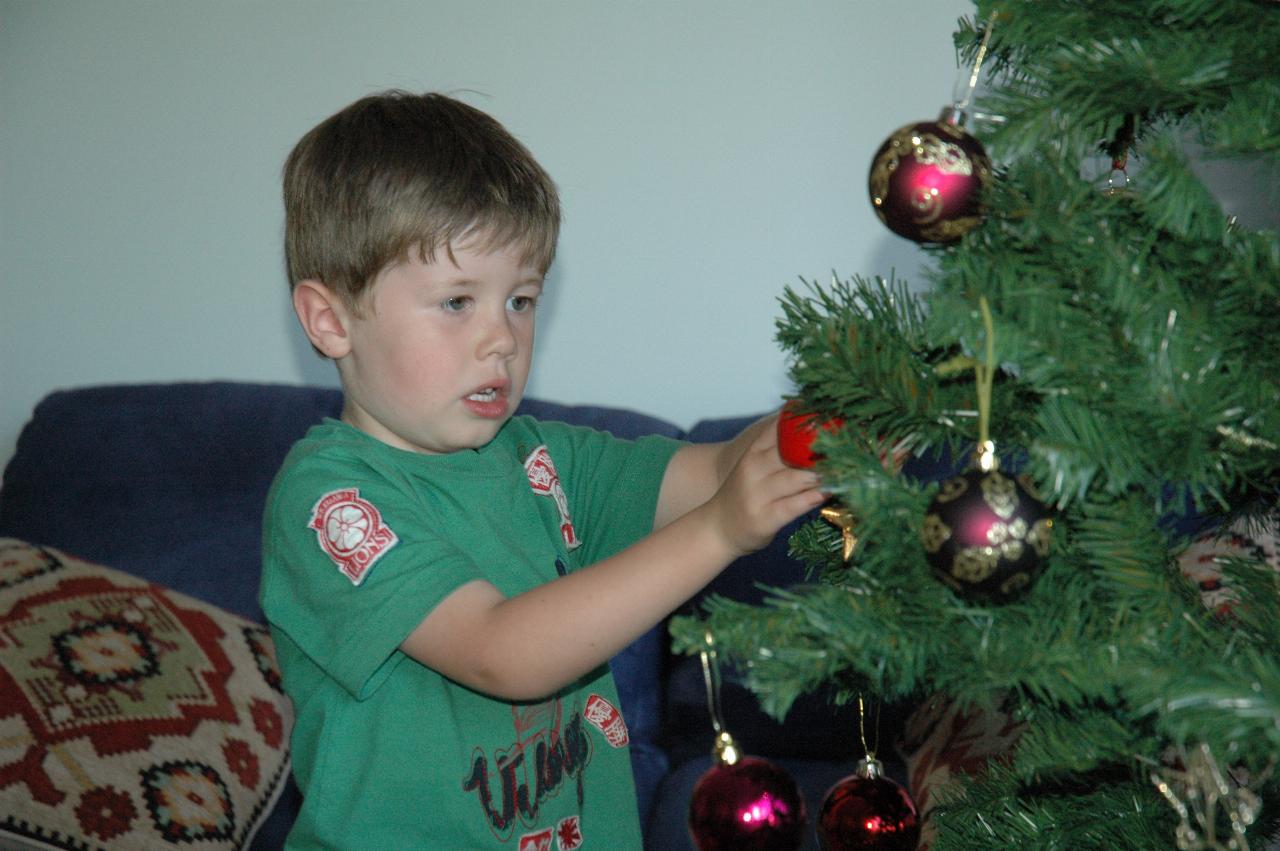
771, 464, 822, 493
754, 468, 824, 521
791, 488, 829, 515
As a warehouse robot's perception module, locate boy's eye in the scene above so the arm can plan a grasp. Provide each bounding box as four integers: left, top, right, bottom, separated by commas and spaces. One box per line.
442, 296, 471, 312
508, 295, 538, 313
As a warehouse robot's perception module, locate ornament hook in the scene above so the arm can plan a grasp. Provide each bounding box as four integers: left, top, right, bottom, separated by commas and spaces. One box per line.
700, 630, 741, 765
950, 9, 1000, 119
856, 693, 885, 777
974, 295, 999, 470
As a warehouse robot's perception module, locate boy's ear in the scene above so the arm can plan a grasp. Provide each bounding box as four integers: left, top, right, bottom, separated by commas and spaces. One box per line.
292, 280, 354, 359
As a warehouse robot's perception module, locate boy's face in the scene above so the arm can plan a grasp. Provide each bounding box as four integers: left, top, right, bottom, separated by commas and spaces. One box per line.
337, 240, 543, 454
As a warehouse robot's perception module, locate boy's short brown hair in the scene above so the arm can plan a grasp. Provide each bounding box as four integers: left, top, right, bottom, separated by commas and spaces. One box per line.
283, 90, 560, 312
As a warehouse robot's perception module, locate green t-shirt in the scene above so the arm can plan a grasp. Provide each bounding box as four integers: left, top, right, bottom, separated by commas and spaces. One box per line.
260, 416, 681, 850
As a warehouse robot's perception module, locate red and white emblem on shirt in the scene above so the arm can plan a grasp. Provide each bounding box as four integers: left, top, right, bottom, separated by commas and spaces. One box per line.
524, 445, 581, 551
556, 816, 583, 850
308, 488, 398, 586
583, 694, 629, 748
518, 827, 554, 851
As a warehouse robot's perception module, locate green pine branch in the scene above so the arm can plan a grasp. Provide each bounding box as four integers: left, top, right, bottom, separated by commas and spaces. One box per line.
670, 1, 1280, 847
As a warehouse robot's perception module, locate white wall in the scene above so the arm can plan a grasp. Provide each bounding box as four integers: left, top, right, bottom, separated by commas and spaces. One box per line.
1, 0, 976, 467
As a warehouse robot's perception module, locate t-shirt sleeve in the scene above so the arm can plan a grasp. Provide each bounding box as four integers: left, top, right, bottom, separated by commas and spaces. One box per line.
260, 448, 484, 699
549, 425, 684, 567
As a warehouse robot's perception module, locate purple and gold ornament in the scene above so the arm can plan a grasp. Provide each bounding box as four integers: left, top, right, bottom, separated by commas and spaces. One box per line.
921, 443, 1053, 600
867, 12, 999, 245
868, 107, 993, 244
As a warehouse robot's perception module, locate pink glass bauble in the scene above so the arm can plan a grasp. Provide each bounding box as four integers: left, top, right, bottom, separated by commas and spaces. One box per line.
817, 760, 920, 851
867, 108, 993, 244
687, 756, 806, 851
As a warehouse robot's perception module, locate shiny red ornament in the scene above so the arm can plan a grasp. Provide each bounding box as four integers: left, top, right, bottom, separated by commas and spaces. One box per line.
777, 402, 845, 469
817, 758, 920, 851
867, 107, 993, 244
688, 756, 806, 851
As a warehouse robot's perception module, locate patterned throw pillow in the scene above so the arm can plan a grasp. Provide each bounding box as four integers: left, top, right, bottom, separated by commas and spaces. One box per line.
0, 539, 293, 850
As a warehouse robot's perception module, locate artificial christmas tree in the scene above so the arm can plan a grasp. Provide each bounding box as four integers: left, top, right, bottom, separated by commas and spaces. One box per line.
672, 1, 1280, 848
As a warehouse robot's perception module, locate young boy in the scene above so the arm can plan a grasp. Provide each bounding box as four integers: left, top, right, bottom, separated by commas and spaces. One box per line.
260, 90, 825, 850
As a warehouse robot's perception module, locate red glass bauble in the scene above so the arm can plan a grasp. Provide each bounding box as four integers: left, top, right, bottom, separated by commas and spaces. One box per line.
817, 760, 920, 851
920, 466, 1053, 600
777, 402, 845, 469
688, 756, 806, 851
867, 108, 993, 244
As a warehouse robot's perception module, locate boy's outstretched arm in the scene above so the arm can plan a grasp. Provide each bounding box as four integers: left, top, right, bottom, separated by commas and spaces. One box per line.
400, 413, 824, 701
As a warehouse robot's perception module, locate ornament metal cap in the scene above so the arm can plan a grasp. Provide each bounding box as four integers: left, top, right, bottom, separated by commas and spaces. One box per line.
976, 439, 999, 472
938, 104, 968, 127
855, 755, 885, 780
713, 730, 742, 766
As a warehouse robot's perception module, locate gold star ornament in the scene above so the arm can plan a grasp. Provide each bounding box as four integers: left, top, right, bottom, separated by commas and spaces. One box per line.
821, 505, 859, 562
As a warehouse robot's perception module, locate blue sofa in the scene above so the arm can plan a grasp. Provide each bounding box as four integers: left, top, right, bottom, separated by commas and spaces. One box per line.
0, 382, 910, 849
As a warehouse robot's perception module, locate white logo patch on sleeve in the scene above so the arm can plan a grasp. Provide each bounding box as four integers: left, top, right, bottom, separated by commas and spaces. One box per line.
308, 488, 398, 585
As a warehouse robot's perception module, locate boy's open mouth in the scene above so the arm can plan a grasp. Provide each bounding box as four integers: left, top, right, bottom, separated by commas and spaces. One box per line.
467, 388, 500, 403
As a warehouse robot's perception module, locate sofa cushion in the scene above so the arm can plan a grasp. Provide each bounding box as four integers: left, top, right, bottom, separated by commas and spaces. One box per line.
0, 539, 293, 850
0, 382, 345, 623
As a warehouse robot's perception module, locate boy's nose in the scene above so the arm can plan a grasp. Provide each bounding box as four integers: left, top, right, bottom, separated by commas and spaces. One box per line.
478, 310, 518, 359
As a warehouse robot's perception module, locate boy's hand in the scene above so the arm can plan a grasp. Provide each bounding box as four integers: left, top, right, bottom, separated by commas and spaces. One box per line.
702, 413, 826, 558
